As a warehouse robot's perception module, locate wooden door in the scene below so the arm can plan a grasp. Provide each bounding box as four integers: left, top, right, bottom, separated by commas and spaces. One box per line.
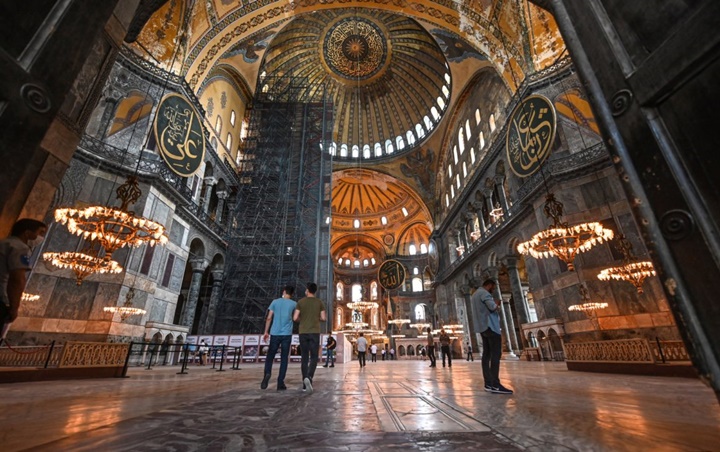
535, 0, 720, 397
0, 1, 120, 233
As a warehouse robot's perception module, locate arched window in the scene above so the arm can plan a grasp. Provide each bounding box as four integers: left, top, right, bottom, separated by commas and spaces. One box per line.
363, 145, 370, 159
444, 73, 451, 84
456, 174, 461, 189
420, 243, 428, 254
415, 304, 426, 319
226, 133, 232, 151
471, 147, 476, 164
465, 119, 471, 138
437, 97, 446, 109
336, 307, 343, 328
415, 123, 425, 138
374, 142, 382, 157
475, 108, 481, 125
385, 139, 394, 154
448, 165, 453, 178
453, 146, 458, 164
445, 194, 450, 207
413, 266, 419, 275
463, 161, 468, 177
336, 282, 344, 300
451, 185, 455, 198
340, 144, 348, 157
424, 116, 432, 130
490, 114, 496, 132
352, 145, 359, 158
354, 259, 360, 268
396, 135, 405, 150
363, 259, 369, 267
409, 244, 417, 255
352, 284, 362, 302
479, 132, 485, 149
371, 281, 378, 300
431, 107, 440, 120
442, 85, 450, 98
406, 130, 416, 145
458, 128, 465, 154
215, 116, 222, 133
230, 110, 236, 127
329, 143, 337, 156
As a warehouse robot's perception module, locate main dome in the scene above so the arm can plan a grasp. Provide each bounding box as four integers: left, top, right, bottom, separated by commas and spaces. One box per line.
258, 9, 451, 161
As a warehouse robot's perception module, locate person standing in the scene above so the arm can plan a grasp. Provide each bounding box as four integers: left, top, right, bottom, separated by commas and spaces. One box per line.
261, 285, 297, 391
466, 342, 474, 361
426, 327, 436, 368
0, 219, 47, 341
381, 348, 386, 361
389, 347, 395, 360
439, 328, 452, 368
323, 335, 337, 368
356, 333, 368, 368
473, 279, 513, 394
293, 282, 326, 393
198, 340, 209, 366
370, 343, 378, 362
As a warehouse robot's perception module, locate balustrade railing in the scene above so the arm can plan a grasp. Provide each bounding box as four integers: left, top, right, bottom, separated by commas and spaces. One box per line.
562, 338, 690, 364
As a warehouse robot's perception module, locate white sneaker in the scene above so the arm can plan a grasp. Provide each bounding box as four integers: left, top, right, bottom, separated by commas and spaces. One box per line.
304, 377, 313, 394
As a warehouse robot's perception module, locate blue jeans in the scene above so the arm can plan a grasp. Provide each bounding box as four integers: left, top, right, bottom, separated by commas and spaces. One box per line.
325, 348, 335, 365
263, 335, 292, 385
299, 333, 320, 381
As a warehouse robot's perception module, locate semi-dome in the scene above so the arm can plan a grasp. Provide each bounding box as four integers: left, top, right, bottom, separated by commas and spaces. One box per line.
258, 9, 451, 161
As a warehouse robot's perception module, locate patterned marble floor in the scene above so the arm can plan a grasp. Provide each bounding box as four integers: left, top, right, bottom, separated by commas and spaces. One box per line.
1, 359, 719, 451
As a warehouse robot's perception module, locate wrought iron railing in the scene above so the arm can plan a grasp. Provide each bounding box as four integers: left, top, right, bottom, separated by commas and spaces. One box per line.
564, 338, 656, 363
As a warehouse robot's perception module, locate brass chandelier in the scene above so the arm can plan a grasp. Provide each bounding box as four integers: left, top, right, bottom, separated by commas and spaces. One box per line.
568, 283, 608, 314
103, 288, 146, 321
517, 193, 614, 271
597, 235, 656, 293
43, 247, 123, 286
346, 300, 379, 310
387, 318, 410, 326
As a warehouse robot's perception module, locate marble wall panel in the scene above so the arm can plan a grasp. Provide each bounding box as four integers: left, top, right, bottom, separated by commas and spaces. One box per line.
84, 320, 111, 335
170, 257, 185, 292
51, 319, 87, 334
89, 282, 122, 320
45, 279, 99, 321
21, 274, 57, 318
169, 219, 186, 245
149, 297, 168, 323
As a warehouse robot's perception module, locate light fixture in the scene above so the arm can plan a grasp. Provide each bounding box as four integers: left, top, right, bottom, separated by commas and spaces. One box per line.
470, 230, 482, 240
43, 248, 123, 285
443, 324, 463, 329
21, 293, 40, 302
490, 202, 504, 219
568, 284, 608, 314
409, 322, 431, 331
387, 318, 410, 326
345, 321, 369, 329
391, 334, 406, 338
597, 235, 656, 293
456, 245, 465, 253
517, 193, 614, 271
104, 288, 146, 321
346, 301, 379, 310
54, 176, 168, 256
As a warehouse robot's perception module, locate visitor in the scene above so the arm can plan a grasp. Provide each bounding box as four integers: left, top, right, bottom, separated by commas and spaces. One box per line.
389, 347, 395, 360
381, 348, 386, 361
293, 282, 326, 393
356, 332, 367, 368
473, 279, 513, 394
370, 343, 378, 362
261, 285, 296, 391
426, 327, 436, 368
466, 342, 474, 361
323, 335, 336, 368
198, 340, 209, 366
439, 328, 452, 367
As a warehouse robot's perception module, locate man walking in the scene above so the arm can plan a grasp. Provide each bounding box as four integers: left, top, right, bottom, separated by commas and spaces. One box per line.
323, 335, 336, 368
473, 279, 513, 394
294, 282, 325, 393
370, 343, 378, 362
356, 332, 368, 368
261, 285, 296, 391
426, 327, 436, 368
0, 219, 47, 341
466, 342, 474, 361
439, 328, 452, 368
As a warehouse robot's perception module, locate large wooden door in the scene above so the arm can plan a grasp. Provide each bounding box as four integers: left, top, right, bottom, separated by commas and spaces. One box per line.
534, 0, 720, 398
0, 1, 120, 233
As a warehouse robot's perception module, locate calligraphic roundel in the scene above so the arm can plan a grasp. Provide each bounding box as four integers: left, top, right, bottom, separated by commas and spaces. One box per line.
505, 94, 557, 178
378, 259, 406, 291
153, 93, 206, 177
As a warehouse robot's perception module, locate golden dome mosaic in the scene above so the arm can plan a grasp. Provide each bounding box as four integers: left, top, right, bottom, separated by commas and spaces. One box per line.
259, 10, 451, 161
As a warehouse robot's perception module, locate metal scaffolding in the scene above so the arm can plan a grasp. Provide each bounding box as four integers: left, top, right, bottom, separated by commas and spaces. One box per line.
214, 77, 334, 333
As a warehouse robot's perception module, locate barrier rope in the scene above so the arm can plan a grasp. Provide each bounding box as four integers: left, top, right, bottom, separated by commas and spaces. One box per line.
0, 341, 53, 355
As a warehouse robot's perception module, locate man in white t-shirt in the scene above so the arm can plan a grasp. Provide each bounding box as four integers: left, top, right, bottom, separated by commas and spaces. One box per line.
356, 333, 368, 368
0, 219, 47, 341
370, 343, 378, 362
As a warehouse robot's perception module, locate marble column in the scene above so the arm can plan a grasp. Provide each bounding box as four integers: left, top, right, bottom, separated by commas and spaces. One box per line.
487, 267, 518, 359
201, 177, 216, 213
457, 224, 469, 252
502, 296, 520, 352
484, 190, 495, 224
215, 191, 228, 224
505, 257, 530, 345
495, 175, 510, 216
472, 201, 487, 237
203, 270, 224, 334
181, 260, 206, 329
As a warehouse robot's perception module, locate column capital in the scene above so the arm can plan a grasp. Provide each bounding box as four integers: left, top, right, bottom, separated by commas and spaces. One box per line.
210, 269, 224, 282
494, 174, 506, 185
203, 176, 217, 186
470, 201, 484, 212
190, 259, 206, 272
503, 256, 519, 268
485, 266, 499, 279
216, 190, 229, 200
483, 189, 494, 198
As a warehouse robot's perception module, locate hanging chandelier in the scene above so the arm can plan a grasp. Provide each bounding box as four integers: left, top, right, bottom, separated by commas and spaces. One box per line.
345, 321, 369, 329
43, 248, 123, 285
391, 334, 406, 338
409, 322, 431, 331
346, 300, 379, 310
387, 318, 410, 326
597, 235, 656, 293
517, 193, 614, 271
470, 230, 482, 240
104, 288, 146, 321
568, 284, 608, 313
55, 176, 168, 255
490, 202, 504, 219
21, 293, 40, 302
443, 323, 463, 330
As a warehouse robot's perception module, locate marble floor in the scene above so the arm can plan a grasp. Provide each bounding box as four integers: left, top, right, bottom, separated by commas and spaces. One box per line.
1, 359, 719, 451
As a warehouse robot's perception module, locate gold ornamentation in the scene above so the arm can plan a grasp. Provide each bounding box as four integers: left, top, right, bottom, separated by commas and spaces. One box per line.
153, 93, 206, 177
506, 95, 557, 178
377, 259, 406, 290
104, 288, 147, 321
58, 342, 131, 368
43, 249, 123, 285
597, 235, 656, 293
322, 15, 388, 80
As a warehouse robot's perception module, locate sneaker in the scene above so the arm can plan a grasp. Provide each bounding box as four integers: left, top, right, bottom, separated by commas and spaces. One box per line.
329, 365, 334, 368
491, 384, 513, 395
304, 377, 313, 394
484, 385, 494, 392
260, 373, 271, 390
277, 384, 287, 391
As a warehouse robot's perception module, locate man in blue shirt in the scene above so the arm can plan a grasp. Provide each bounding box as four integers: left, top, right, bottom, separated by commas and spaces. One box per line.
261, 285, 297, 391
472, 279, 513, 395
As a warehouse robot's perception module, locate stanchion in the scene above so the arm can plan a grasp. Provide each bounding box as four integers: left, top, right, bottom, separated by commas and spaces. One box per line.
177, 343, 189, 375
44, 340, 56, 369
146, 343, 155, 370
217, 344, 226, 372
119, 341, 133, 378
211, 348, 218, 369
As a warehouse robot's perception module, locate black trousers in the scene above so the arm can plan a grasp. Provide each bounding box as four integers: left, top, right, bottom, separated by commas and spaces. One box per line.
358, 351, 366, 367
427, 345, 436, 366
481, 330, 502, 387
441, 345, 452, 367
299, 333, 320, 381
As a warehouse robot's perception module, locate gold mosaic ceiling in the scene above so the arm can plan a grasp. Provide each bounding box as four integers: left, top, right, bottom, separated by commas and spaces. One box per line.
258, 10, 450, 160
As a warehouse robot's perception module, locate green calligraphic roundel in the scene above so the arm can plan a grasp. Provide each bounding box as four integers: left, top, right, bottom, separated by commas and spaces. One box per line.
505, 94, 557, 178
378, 259, 406, 291
153, 93, 206, 177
